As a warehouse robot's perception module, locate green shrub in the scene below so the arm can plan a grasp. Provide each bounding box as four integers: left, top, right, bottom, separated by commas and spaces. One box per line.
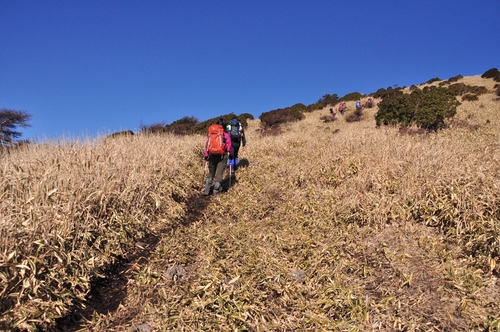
345, 111, 362, 122
447, 83, 469, 96
141, 116, 201, 135
375, 93, 413, 127
372, 88, 387, 98
462, 94, 479, 101
144, 113, 253, 136
447, 74, 463, 83
259, 107, 305, 129
140, 122, 167, 134
289, 103, 307, 112
448, 83, 488, 96
107, 130, 134, 138
340, 91, 364, 102
470, 86, 487, 95
412, 86, 460, 131
438, 75, 464, 87
320, 114, 336, 123
376, 86, 460, 131
219, 113, 252, 128
425, 77, 441, 84
238, 113, 255, 123
372, 87, 403, 99
304, 94, 340, 113
164, 116, 199, 135
481, 68, 500, 82
316, 93, 339, 108
189, 113, 228, 135
305, 102, 323, 112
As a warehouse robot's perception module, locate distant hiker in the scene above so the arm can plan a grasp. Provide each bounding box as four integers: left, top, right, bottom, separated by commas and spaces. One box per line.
338, 102, 346, 115
227, 117, 246, 171
329, 107, 336, 119
365, 98, 373, 108
355, 101, 363, 112
204, 118, 232, 195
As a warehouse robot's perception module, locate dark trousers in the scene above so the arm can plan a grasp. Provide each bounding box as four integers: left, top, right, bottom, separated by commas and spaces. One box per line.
231, 141, 241, 160
207, 154, 227, 184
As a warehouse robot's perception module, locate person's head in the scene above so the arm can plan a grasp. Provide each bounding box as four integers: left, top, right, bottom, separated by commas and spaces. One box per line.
216, 117, 225, 126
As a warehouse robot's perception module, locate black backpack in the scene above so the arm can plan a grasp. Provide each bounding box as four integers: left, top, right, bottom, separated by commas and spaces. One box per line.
229, 119, 241, 141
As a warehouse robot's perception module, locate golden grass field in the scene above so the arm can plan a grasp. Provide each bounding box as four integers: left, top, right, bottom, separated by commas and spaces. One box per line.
1, 75, 499, 331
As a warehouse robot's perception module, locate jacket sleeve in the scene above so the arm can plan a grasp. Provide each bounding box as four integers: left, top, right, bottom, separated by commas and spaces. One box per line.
225, 132, 232, 155
203, 137, 209, 157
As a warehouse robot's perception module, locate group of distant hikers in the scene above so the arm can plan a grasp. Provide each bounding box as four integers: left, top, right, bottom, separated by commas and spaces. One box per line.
330, 97, 374, 116
203, 97, 376, 195
203, 117, 247, 196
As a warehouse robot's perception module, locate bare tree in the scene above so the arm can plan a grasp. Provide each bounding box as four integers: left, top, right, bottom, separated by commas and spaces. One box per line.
0, 108, 32, 144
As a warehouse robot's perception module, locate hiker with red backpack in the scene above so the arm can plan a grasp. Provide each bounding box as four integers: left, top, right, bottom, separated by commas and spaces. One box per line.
338, 102, 346, 115
203, 118, 232, 196
227, 117, 246, 171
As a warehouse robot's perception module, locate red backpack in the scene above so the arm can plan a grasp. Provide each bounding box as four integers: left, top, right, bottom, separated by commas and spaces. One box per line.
206, 124, 226, 155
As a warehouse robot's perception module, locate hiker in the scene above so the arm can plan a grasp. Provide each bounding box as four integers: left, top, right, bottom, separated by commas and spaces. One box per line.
365, 97, 373, 108
338, 102, 346, 115
355, 101, 363, 112
204, 118, 232, 195
329, 107, 335, 119
227, 117, 246, 171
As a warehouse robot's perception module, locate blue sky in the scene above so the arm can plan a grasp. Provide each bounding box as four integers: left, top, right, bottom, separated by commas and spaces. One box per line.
1, 1, 499, 140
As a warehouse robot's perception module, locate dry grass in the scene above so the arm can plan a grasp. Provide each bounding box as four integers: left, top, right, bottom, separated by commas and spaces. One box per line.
1, 75, 500, 331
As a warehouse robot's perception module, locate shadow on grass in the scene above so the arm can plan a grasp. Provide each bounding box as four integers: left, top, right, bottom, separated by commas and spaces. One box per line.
55, 190, 211, 331
221, 158, 250, 191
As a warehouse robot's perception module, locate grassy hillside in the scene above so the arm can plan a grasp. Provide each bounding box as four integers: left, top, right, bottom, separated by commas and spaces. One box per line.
1, 75, 499, 331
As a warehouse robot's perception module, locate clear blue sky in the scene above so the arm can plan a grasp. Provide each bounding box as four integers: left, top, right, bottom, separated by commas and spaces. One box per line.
1, 1, 499, 140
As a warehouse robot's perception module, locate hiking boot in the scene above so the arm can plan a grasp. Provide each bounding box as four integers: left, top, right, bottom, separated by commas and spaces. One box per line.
213, 182, 221, 195
204, 178, 212, 195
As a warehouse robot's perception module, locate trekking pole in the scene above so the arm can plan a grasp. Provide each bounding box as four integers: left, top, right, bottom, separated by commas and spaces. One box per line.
202, 159, 207, 191
228, 153, 232, 188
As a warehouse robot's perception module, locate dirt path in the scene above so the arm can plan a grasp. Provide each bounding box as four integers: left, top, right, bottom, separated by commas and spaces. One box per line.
54, 192, 211, 331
